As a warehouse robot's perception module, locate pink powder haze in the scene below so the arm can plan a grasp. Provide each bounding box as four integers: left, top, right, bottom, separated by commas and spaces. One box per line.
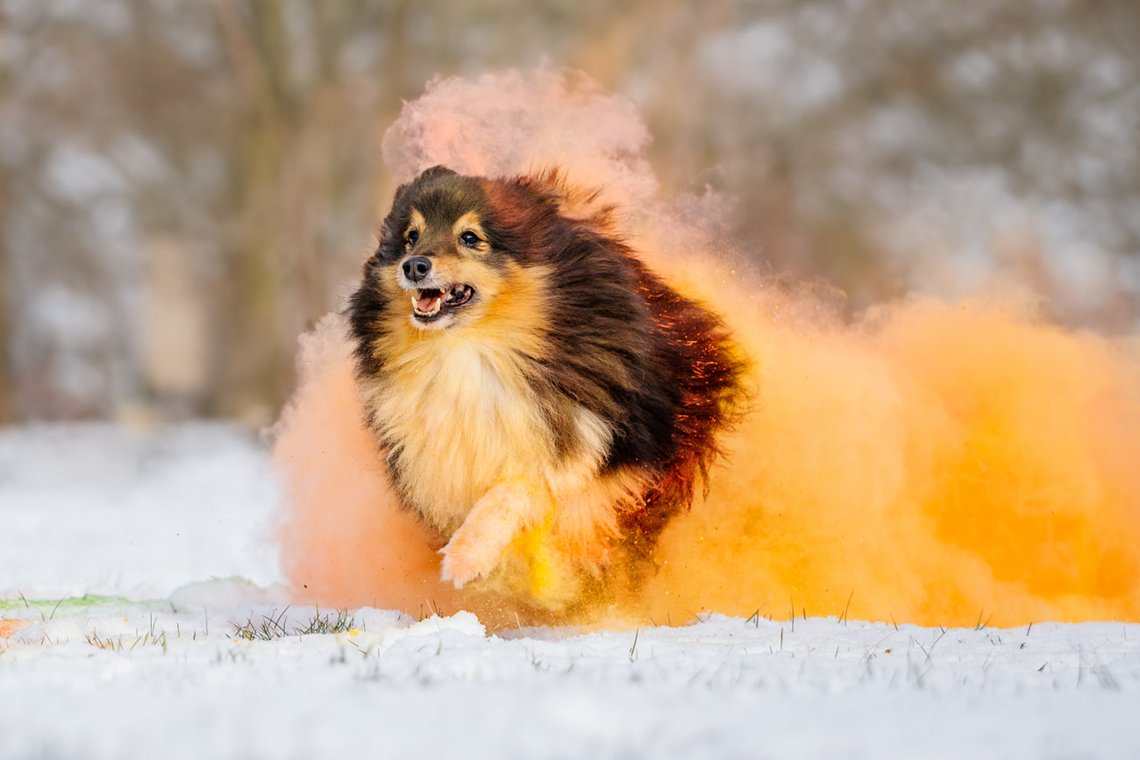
272, 68, 1140, 628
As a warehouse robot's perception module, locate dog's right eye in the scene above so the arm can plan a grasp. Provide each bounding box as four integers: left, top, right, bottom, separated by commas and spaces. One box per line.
406, 230, 419, 246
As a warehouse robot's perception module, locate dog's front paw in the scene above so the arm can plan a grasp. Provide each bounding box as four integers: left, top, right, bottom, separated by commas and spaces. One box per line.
439, 481, 543, 589
439, 533, 501, 589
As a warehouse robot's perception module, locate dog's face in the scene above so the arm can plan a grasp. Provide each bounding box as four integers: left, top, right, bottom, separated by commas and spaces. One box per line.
368, 166, 544, 333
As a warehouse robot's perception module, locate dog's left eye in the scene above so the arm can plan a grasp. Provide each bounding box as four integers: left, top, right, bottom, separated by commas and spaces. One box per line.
459, 231, 481, 248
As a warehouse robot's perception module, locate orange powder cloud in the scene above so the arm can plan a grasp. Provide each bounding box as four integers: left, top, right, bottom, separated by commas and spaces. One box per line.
637, 282, 1140, 627
273, 69, 1140, 627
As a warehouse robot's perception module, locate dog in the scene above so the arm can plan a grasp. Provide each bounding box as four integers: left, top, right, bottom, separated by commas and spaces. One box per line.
348, 166, 744, 610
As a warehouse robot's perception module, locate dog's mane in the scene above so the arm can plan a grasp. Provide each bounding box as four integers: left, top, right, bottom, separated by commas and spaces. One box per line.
482, 171, 742, 466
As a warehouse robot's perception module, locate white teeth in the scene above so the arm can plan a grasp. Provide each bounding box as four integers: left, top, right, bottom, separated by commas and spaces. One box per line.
411, 295, 442, 317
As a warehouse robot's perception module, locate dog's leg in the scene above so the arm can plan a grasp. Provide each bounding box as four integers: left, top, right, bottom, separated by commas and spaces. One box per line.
439, 480, 549, 589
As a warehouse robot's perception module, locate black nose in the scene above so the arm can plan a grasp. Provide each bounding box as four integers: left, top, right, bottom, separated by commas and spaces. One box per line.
402, 256, 432, 282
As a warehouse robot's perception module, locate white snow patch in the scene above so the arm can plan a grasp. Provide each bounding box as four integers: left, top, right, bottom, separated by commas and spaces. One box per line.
0, 424, 283, 599
1, 424, 1138, 759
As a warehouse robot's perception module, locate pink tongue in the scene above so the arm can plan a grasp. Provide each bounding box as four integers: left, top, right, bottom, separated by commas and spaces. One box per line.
417, 293, 442, 312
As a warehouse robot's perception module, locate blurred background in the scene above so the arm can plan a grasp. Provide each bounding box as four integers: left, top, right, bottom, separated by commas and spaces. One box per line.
0, 0, 1137, 427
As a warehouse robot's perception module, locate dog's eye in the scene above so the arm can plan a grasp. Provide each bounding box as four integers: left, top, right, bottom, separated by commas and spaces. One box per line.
459, 231, 481, 248
406, 230, 419, 246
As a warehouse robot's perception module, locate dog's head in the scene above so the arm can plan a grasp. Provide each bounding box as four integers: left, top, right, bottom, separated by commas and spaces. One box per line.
363, 165, 562, 333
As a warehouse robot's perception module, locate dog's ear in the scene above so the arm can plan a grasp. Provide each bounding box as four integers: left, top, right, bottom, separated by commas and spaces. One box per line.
524, 168, 614, 228
417, 164, 457, 181
386, 165, 457, 213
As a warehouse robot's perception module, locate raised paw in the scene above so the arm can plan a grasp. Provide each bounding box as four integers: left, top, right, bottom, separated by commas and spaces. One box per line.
438, 532, 502, 589
438, 480, 546, 589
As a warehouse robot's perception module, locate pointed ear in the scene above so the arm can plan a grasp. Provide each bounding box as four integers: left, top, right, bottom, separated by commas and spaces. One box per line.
388, 165, 456, 208
522, 167, 614, 227
416, 164, 457, 181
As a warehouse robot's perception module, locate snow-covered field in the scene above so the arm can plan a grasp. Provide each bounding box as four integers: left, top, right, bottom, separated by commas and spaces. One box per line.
2, 425, 1138, 759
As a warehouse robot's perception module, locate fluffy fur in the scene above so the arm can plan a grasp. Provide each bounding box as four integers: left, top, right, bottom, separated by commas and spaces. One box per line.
348, 166, 744, 610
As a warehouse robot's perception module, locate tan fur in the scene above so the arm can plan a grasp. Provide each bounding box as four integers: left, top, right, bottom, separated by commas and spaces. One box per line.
404, 209, 426, 238
450, 212, 490, 253
360, 257, 648, 583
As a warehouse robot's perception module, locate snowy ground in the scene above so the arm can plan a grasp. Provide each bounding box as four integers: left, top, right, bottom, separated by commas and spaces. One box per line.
2, 425, 1139, 759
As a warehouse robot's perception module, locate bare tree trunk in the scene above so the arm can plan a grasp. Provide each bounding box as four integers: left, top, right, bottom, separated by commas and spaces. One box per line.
210, 1, 296, 423
0, 45, 12, 425
208, 0, 394, 423
0, 224, 11, 425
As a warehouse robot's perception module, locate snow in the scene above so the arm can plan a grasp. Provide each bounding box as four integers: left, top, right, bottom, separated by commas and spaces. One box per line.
0, 424, 282, 599
2, 424, 1139, 759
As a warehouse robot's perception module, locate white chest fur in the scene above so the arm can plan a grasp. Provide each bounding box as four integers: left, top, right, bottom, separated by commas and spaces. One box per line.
363, 336, 562, 535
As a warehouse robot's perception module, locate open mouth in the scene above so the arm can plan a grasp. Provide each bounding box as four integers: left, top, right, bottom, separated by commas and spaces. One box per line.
411, 284, 475, 323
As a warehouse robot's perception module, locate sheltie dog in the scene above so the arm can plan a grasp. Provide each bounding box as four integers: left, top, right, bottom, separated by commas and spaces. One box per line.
348, 166, 744, 611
